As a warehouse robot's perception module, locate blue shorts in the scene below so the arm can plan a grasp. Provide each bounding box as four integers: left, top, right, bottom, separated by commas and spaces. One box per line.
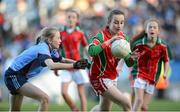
4, 68, 27, 95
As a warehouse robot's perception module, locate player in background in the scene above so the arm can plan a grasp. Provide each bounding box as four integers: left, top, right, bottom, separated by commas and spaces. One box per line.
130, 24, 172, 108
3, 27, 89, 111
57, 9, 90, 111
131, 18, 170, 111
88, 9, 141, 111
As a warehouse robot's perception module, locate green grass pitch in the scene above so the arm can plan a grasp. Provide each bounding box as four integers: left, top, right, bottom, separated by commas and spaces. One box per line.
0, 99, 180, 111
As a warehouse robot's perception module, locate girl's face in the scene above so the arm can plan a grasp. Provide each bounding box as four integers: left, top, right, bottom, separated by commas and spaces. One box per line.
109, 14, 124, 35
146, 21, 159, 41
49, 31, 61, 49
66, 11, 78, 28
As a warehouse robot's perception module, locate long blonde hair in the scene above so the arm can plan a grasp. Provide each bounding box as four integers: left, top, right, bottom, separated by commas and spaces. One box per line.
36, 27, 58, 44
131, 18, 160, 44
144, 18, 160, 30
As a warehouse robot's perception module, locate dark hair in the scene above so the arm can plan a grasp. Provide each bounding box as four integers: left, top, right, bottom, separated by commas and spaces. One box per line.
107, 9, 125, 24
36, 27, 58, 44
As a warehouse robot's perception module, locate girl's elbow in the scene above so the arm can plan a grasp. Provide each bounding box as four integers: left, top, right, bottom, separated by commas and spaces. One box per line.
88, 49, 98, 56
88, 50, 95, 56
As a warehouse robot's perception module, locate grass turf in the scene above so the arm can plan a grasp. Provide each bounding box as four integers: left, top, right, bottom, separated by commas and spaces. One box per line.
0, 99, 180, 111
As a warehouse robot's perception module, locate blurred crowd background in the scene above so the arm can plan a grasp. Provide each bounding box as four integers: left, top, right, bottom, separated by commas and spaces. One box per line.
0, 0, 180, 102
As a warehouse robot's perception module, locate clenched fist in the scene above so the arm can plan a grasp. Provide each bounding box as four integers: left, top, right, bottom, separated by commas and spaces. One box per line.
73, 59, 90, 69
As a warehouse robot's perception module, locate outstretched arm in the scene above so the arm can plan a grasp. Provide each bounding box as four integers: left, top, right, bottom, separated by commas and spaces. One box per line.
124, 48, 145, 67
88, 35, 123, 56
61, 57, 76, 63
45, 58, 89, 70
45, 59, 74, 70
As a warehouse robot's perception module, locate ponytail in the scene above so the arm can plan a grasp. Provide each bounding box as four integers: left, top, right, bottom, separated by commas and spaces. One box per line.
36, 36, 41, 45
130, 30, 146, 44
35, 27, 58, 45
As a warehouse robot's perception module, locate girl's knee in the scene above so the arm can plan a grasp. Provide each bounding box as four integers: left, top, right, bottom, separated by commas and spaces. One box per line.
123, 100, 131, 110
61, 88, 68, 96
40, 94, 49, 104
100, 101, 112, 111
136, 97, 143, 105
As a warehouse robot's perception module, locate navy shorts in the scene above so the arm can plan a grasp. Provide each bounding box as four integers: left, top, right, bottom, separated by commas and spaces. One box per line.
4, 68, 27, 95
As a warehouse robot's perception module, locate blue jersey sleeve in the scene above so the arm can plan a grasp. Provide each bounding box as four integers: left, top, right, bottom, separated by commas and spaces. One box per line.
38, 43, 51, 56
37, 43, 52, 67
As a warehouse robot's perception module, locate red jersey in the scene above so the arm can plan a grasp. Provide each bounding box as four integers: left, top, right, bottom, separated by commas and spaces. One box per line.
131, 37, 169, 84
88, 27, 127, 80
60, 26, 88, 60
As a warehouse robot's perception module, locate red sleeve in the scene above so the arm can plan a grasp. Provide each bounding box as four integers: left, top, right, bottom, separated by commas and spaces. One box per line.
162, 46, 169, 62
81, 33, 88, 47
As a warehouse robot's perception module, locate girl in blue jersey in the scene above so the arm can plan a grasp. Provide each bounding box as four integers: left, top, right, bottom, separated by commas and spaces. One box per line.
4, 27, 89, 111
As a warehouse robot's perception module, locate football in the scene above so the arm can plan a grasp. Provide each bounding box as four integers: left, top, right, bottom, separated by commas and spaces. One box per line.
111, 39, 131, 59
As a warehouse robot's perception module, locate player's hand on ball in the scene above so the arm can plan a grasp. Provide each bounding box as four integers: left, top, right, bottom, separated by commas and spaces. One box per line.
73, 59, 89, 69
130, 49, 145, 60
111, 35, 124, 42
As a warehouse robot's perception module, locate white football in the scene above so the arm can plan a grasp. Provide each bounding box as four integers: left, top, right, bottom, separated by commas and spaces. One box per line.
111, 39, 131, 58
